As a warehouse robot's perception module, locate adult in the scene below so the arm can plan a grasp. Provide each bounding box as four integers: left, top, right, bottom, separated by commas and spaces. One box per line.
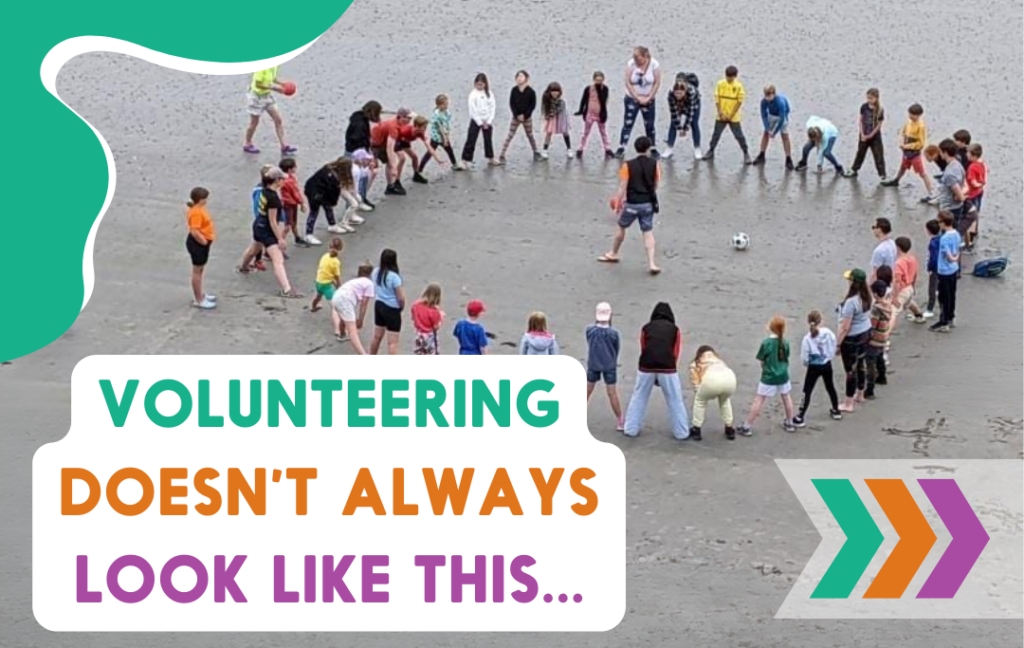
369, 248, 406, 355
598, 137, 662, 275
370, 108, 414, 196
663, 73, 702, 160
936, 139, 967, 224
844, 87, 886, 180
303, 158, 348, 245
688, 345, 737, 441
243, 66, 297, 155
752, 85, 792, 168
185, 187, 216, 309
835, 269, 872, 411
331, 262, 376, 354
238, 167, 301, 297
344, 101, 382, 155
615, 46, 662, 159
462, 73, 498, 167
623, 302, 690, 439
869, 217, 897, 283
931, 211, 961, 333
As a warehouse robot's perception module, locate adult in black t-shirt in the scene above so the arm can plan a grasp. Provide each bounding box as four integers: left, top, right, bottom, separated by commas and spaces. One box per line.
238, 167, 302, 297
598, 136, 662, 275
497, 70, 540, 163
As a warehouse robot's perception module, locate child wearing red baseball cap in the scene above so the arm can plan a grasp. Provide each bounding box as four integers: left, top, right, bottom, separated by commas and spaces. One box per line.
454, 300, 490, 355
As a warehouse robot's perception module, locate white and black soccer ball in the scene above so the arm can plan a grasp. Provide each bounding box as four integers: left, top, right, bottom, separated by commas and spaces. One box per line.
732, 232, 751, 251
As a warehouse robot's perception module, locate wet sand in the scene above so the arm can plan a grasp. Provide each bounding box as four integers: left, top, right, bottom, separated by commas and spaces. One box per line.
2, 0, 1023, 645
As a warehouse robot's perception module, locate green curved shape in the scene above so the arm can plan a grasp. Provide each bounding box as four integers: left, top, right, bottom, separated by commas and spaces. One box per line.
810, 479, 884, 599
1, 1, 352, 362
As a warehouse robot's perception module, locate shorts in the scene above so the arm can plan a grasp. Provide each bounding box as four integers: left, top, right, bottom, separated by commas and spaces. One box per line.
281, 204, 298, 227
414, 330, 439, 355
373, 142, 411, 163
756, 381, 792, 398
332, 292, 357, 321
900, 151, 926, 174
957, 209, 978, 238
968, 193, 983, 212
186, 235, 211, 267
587, 369, 618, 385
252, 222, 278, 248
617, 202, 655, 233
894, 285, 915, 312
316, 282, 336, 300
374, 301, 403, 332
765, 115, 788, 135
246, 92, 276, 116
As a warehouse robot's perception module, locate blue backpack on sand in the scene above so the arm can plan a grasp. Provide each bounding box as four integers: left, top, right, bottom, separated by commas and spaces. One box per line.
972, 257, 1009, 278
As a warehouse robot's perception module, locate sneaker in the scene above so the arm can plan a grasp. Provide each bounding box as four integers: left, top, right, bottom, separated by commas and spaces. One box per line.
563, 149, 572, 159
362, 199, 377, 210
911, 314, 927, 324
737, 424, 752, 437
349, 214, 365, 225
192, 298, 216, 310
794, 162, 808, 172
920, 196, 938, 205
394, 180, 407, 193
922, 310, 934, 319
327, 224, 348, 234
725, 426, 736, 440
879, 178, 899, 187
743, 153, 752, 165
751, 153, 766, 166
693, 147, 704, 160
864, 392, 876, 401
242, 144, 260, 154
335, 333, 349, 342
281, 144, 298, 155
930, 323, 951, 333
783, 420, 797, 433
613, 147, 625, 159
384, 184, 400, 195
830, 409, 843, 421
534, 152, 545, 162
661, 146, 674, 159
701, 149, 714, 161
575, 150, 583, 159
878, 175, 888, 183
539, 150, 550, 160
616, 416, 625, 432
253, 260, 267, 271
357, 202, 374, 212
792, 414, 806, 428
651, 148, 661, 159
604, 149, 616, 160
204, 293, 217, 302
295, 238, 311, 247
462, 161, 475, 170
843, 168, 858, 177
412, 173, 428, 184
305, 235, 322, 245
835, 165, 845, 175
689, 426, 702, 441
494, 158, 507, 166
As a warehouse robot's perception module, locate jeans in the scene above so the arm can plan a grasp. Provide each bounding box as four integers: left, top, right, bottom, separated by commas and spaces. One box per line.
619, 96, 657, 149
840, 332, 868, 397
461, 121, 494, 162
706, 119, 748, 154
851, 134, 886, 176
800, 137, 841, 169
927, 272, 938, 311
666, 101, 702, 149
865, 348, 886, 395
691, 366, 736, 427
624, 371, 690, 439
938, 273, 958, 325
357, 174, 369, 202
798, 362, 840, 414
305, 198, 337, 235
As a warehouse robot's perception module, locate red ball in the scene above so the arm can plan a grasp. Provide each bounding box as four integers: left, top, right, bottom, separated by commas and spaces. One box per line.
281, 81, 297, 97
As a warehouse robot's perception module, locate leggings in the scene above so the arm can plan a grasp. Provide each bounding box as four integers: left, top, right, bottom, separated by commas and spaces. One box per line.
799, 362, 840, 414
851, 134, 886, 177
840, 332, 869, 398
461, 121, 494, 162
499, 118, 538, 158
580, 115, 610, 151
419, 139, 457, 172
691, 366, 737, 428
305, 198, 337, 236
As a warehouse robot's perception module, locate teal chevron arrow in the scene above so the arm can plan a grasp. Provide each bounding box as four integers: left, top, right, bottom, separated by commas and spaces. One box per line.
811, 479, 884, 598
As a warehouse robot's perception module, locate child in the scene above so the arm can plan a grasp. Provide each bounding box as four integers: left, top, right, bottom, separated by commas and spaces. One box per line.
303, 158, 348, 245
242, 66, 297, 155
688, 345, 737, 440
351, 149, 377, 211
498, 71, 540, 163
752, 84, 793, 168
931, 211, 961, 333
623, 302, 690, 440
864, 281, 893, 399
453, 300, 489, 355
793, 311, 841, 426
922, 219, 941, 319
881, 104, 934, 201
411, 283, 445, 355
419, 94, 463, 173
311, 238, 343, 317
331, 262, 375, 354
585, 302, 623, 430
575, 71, 613, 159
248, 164, 274, 271
663, 74, 702, 161
894, 237, 924, 323
796, 116, 842, 174
520, 312, 560, 355
278, 157, 308, 246
703, 65, 750, 164
737, 316, 795, 435
461, 73, 497, 167
962, 143, 986, 250
953, 129, 972, 169
541, 82, 572, 159
845, 87, 887, 180
185, 187, 216, 310
335, 158, 364, 232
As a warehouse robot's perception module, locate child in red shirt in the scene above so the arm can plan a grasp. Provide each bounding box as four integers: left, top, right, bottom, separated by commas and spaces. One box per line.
963, 143, 986, 250
278, 157, 308, 246
411, 283, 445, 355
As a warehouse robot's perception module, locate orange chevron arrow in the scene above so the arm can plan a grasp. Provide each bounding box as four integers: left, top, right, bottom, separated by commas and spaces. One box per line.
863, 479, 937, 598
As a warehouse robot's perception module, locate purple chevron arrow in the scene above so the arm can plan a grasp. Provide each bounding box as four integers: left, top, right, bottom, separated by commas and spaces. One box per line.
916, 479, 990, 599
